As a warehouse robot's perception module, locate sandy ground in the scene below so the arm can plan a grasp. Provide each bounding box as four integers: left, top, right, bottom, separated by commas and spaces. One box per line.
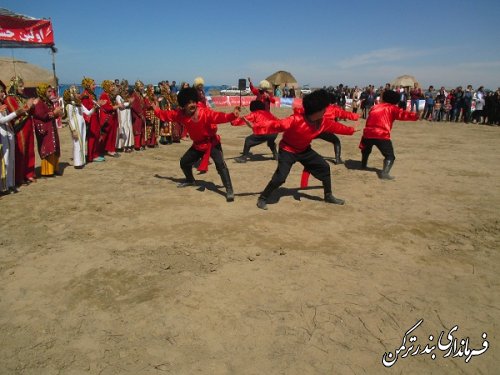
1, 107, 499, 375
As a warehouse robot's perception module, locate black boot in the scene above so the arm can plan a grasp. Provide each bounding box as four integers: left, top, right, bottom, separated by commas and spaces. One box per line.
257, 197, 268, 210
219, 167, 234, 202
178, 167, 196, 187
234, 155, 248, 163
361, 152, 369, 169
324, 193, 345, 205
236, 143, 250, 163
333, 142, 343, 165
257, 180, 281, 210
380, 159, 395, 180
323, 178, 345, 205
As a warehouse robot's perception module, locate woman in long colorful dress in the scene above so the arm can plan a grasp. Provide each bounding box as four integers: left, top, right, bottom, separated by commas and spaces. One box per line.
32, 84, 63, 177
4, 76, 37, 185
81, 77, 105, 162
0, 81, 35, 193
158, 82, 182, 144
115, 80, 134, 153
144, 84, 159, 148
64, 86, 102, 168
99, 80, 122, 158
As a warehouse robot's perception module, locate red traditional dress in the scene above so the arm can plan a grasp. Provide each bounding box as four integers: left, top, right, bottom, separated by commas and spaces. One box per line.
129, 91, 146, 150
158, 91, 182, 143
81, 88, 103, 161
5, 94, 35, 185
99, 91, 119, 154
144, 95, 158, 147
32, 98, 61, 176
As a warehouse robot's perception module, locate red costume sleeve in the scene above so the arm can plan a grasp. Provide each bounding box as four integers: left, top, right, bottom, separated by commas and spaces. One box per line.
325, 105, 359, 121
205, 109, 237, 124
5, 96, 19, 112
252, 114, 292, 135
249, 82, 259, 95
231, 117, 247, 126
154, 107, 179, 123
321, 119, 356, 136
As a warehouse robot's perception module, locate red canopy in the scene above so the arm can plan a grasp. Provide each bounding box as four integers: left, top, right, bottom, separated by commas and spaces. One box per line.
0, 8, 54, 49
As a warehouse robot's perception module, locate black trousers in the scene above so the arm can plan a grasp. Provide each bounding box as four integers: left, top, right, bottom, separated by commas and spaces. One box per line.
360, 138, 395, 161
180, 143, 228, 177
315, 132, 340, 147
260, 146, 331, 199
242, 134, 277, 154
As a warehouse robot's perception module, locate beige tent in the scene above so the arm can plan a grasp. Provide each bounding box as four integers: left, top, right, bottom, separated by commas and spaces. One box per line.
265, 70, 298, 88
391, 75, 419, 89
0, 56, 56, 88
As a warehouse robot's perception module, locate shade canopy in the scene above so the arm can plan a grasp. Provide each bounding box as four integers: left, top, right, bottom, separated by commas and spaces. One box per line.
265, 70, 298, 88
0, 57, 56, 87
391, 75, 420, 88
0, 8, 55, 49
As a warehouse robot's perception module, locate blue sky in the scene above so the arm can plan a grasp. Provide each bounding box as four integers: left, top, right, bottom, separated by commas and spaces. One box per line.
2, 0, 500, 89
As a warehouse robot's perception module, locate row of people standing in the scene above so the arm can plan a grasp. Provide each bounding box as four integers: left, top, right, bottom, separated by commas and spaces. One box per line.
0, 75, 185, 197
1, 77, 64, 196
67, 78, 183, 169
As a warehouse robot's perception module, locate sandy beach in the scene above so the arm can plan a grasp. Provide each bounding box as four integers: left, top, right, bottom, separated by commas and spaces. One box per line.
1, 108, 499, 374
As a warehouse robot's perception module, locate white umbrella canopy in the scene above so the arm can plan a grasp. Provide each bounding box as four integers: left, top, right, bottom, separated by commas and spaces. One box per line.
391, 75, 419, 88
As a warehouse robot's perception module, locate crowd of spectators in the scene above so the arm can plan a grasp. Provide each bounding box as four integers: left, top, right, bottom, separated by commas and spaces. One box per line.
322, 83, 500, 125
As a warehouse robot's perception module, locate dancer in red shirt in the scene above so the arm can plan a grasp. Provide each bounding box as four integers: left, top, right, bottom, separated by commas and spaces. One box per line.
246, 89, 357, 210
360, 90, 419, 180
231, 100, 278, 162
154, 87, 241, 202
248, 77, 276, 112
316, 103, 359, 164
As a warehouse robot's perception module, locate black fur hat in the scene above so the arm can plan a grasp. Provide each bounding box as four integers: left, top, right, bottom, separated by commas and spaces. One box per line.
303, 89, 330, 116
382, 90, 400, 105
177, 87, 199, 108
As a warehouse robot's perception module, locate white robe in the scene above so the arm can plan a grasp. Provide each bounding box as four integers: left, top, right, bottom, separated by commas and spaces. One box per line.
116, 95, 133, 149
66, 103, 93, 167
0, 111, 18, 190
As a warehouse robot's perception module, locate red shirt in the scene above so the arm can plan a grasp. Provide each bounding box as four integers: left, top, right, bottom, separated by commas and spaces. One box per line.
231, 110, 278, 134
253, 107, 355, 154
249, 82, 276, 111
363, 103, 419, 140
324, 104, 359, 121
154, 106, 236, 151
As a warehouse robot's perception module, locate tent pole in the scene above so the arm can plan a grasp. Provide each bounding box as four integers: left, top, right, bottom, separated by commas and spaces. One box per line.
51, 47, 58, 94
